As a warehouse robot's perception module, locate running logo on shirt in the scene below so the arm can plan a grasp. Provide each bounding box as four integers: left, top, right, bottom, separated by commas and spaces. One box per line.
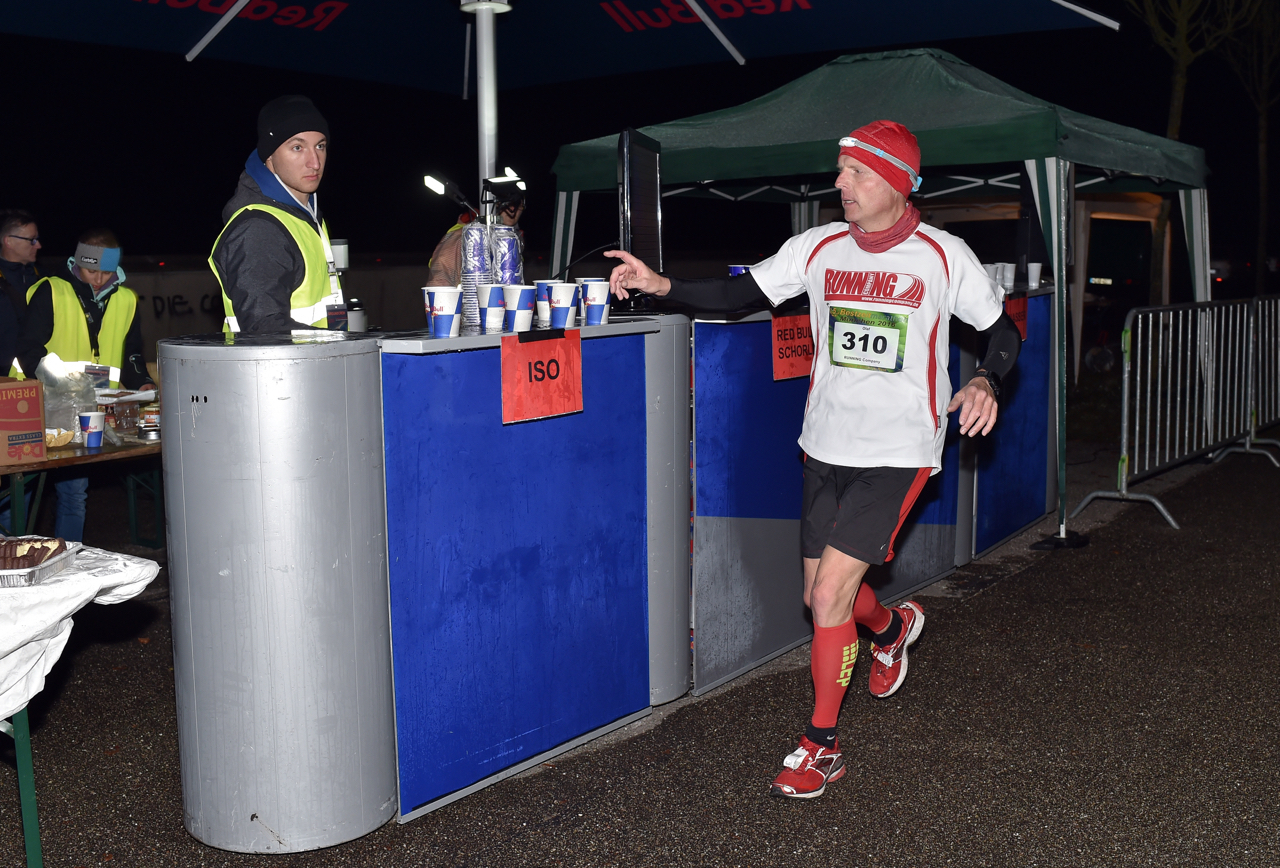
823, 269, 925, 309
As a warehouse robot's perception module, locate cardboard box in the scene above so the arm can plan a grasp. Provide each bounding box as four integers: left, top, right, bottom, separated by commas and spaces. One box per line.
0, 378, 46, 466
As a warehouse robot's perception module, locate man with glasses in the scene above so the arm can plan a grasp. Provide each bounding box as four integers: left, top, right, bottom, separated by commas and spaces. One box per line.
606, 120, 1022, 799
0, 209, 42, 373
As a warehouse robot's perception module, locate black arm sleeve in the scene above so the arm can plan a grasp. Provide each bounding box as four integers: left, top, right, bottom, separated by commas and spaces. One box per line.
120, 308, 150, 390
663, 272, 771, 313
976, 310, 1021, 380
15, 283, 54, 377
210, 212, 310, 334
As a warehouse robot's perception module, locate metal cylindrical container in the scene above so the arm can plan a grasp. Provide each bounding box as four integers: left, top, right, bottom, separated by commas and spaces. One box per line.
159, 333, 395, 853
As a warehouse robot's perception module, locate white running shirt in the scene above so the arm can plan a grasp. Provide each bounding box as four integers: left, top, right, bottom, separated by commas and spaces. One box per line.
750, 222, 1004, 473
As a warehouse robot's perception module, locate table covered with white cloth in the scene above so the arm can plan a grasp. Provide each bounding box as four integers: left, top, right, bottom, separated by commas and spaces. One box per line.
0, 547, 159, 720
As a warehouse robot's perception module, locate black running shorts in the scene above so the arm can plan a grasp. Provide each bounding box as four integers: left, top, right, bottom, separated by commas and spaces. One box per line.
800, 458, 931, 564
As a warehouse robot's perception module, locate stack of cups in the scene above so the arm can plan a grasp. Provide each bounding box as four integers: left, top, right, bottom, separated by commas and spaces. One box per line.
477, 284, 506, 331
503, 285, 535, 332
998, 263, 1015, 291
426, 287, 464, 338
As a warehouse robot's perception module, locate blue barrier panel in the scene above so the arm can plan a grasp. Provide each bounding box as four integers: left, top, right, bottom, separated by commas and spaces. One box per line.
974, 293, 1053, 554
694, 320, 808, 520
382, 336, 650, 814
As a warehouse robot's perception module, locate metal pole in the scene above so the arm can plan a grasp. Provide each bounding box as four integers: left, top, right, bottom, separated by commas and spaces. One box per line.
1056, 159, 1070, 537
475, 8, 498, 215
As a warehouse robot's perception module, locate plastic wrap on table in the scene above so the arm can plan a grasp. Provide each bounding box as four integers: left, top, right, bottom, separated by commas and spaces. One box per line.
459, 222, 491, 326
490, 224, 524, 285
0, 545, 159, 718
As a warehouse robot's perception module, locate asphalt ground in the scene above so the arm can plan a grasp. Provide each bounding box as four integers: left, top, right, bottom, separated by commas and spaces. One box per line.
2, 441, 1279, 867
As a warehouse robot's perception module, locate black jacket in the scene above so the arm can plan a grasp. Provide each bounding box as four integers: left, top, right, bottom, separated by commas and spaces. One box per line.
210, 171, 326, 334
0, 259, 40, 372
14, 264, 150, 390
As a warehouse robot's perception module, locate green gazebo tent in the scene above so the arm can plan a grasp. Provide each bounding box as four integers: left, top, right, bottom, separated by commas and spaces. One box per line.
550, 48, 1210, 537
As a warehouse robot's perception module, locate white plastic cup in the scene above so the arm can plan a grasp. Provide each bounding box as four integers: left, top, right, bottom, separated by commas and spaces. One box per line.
549, 283, 578, 329
1027, 262, 1042, 289
998, 263, 1015, 289
579, 277, 607, 319
427, 288, 464, 338
503, 285, 535, 332
477, 284, 506, 330
582, 280, 612, 326
535, 281, 556, 327
79, 411, 106, 448
982, 264, 999, 281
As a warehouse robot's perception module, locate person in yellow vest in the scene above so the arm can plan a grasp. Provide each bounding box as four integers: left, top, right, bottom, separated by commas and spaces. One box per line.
210, 95, 342, 334
11, 228, 154, 541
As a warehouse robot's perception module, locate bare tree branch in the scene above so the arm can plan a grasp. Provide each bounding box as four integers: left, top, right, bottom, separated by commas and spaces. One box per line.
1124, 0, 1261, 138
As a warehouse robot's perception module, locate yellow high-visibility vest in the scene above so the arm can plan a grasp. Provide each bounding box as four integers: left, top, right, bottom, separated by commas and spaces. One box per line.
210, 203, 340, 332
8, 276, 136, 387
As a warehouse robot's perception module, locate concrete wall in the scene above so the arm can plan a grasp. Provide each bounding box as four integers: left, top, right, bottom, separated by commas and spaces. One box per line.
127, 266, 432, 360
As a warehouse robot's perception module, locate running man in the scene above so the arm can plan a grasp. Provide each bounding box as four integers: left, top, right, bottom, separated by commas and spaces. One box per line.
606, 120, 1021, 798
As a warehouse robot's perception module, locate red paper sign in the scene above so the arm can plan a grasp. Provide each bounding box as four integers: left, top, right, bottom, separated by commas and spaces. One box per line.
1004, 297, 1028, 341
500, 330, 584, 424
772, 313, 814, 381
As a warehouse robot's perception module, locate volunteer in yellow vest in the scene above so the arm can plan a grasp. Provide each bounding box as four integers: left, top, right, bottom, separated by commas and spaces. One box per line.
210, 95, 343, 334
11, 228, 154, 541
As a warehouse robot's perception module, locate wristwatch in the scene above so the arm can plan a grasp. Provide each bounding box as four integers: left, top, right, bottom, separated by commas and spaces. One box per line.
973, 368, 1001, 400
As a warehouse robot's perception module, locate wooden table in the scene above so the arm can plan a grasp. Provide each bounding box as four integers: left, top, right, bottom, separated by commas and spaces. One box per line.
4, 433, 162, 537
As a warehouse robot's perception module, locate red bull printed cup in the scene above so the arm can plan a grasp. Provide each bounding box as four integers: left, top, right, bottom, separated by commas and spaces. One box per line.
428, 288, 464, 337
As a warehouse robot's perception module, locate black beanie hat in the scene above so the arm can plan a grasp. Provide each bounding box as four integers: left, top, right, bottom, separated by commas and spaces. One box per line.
257, 95, 329, 163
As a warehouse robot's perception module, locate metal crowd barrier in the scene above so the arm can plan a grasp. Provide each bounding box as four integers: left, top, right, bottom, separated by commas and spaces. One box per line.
1073, 299, 1279, 529
1252, 295, 1280, 449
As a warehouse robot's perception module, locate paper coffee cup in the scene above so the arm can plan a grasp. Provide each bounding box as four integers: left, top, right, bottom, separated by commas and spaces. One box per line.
549, 283, 578, 329
503, 285, 536, 332
582, 280, 612, 326
79, 411, 106, 448
477, 284, 506, 330
427, 288, 464, 338
535, 281, 556, 328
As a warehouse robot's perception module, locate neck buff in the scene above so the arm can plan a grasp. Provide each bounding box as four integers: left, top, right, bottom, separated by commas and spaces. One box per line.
849, 201, 921, 254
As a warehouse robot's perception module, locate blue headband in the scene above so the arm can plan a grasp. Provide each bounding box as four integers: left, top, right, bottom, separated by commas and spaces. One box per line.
74, 242, 121, 273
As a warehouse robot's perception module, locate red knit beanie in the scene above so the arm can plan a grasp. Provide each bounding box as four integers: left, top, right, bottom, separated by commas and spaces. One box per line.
839, 120, 921, 199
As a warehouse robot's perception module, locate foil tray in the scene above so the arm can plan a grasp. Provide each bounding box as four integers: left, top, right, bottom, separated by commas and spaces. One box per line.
0, 539, 84, 588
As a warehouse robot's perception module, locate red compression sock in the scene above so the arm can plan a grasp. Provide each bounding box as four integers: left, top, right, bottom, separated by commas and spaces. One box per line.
810, 616, 861, 729
852, 580, 892, 634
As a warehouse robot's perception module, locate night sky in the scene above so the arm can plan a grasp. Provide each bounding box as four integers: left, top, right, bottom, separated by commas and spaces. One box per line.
1, 0, 1271, 291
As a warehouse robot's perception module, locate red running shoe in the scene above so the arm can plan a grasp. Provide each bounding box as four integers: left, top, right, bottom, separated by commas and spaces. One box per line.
769, 736, 845, 799
868, 601, 924, 699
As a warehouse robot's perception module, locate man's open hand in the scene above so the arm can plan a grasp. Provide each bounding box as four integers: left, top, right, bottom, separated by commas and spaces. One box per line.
604, 250, 670, 300
948, 376, 998, 436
